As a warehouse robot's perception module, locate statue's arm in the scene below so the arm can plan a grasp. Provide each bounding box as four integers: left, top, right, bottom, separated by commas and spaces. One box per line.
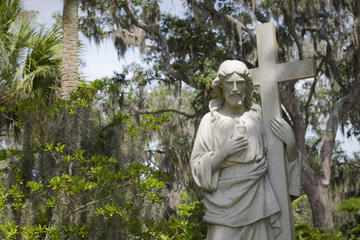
191, 114, 249, 191
270, 117, 298, 161
270, 117, 301, 197
210, 134, 248, 171
190, 114, 218, 191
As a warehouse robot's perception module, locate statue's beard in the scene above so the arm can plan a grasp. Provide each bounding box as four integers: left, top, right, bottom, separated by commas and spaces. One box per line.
226, 94, 244, 107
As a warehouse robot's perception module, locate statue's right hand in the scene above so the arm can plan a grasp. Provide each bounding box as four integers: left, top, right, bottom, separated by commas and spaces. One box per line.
219, 134, 248, 158
210, 134, 249, 172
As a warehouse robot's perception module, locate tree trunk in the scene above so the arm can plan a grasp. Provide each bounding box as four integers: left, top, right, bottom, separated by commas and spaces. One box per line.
22, 113, 34, 182
280, 83, 335, 229
302, 166, 334, 229
46, 3, 81, 237
282, 77, 360, 229
59, 0, 81, 153
60, 0, 79, 99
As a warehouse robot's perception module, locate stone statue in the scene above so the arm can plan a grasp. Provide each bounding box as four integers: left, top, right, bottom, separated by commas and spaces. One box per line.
190, 60, 301, 240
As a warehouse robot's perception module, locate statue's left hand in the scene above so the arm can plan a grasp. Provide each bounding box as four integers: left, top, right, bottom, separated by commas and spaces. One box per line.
270, 118, 298, 161
270, 118, 295, 146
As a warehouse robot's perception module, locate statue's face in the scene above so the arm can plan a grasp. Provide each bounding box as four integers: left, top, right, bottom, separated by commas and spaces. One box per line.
221, 73, 246, 109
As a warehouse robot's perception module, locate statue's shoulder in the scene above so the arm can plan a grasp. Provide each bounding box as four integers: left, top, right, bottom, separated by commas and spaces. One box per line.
200, 112, 213, 123
249, 103, 262, 120
196, 112, 214, 134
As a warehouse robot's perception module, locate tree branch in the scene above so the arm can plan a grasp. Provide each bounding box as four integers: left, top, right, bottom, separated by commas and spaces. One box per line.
189, 0, 256, 50
280, 82, 315, 182
136, 109, 196, 118
281, 82, 306, 144
282, 9, 304, 60
144, 148, 165, 154
122, 3, 204, 90
319, 80, 360, 185
304, 61, 321, 127
254, 9, 270, 23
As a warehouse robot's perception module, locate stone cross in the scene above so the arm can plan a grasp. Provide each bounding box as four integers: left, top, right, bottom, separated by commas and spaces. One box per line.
248, 22, 314, 240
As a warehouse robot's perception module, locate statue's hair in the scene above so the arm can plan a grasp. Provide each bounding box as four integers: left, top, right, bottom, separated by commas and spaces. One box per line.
209, 60, 254, 120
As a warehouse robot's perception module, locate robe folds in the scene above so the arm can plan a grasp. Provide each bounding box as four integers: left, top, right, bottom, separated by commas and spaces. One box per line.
190, 104, 301, 239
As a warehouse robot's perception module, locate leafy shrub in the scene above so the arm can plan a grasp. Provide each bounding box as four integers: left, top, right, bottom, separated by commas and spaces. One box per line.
338, 198, 360, 239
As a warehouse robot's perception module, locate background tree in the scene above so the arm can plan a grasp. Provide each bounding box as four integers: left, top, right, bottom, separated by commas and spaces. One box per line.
60, 0, 79, 99
0, 0, 61, 183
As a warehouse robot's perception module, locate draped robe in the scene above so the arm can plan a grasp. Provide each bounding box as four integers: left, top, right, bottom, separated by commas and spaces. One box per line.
190, 104, 300, 239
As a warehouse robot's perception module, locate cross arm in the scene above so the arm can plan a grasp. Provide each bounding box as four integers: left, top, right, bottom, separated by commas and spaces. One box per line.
249, 59, 315, 85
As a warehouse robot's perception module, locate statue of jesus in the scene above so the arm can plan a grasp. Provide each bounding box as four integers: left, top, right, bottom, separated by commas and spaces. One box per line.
190, 60, 301, 240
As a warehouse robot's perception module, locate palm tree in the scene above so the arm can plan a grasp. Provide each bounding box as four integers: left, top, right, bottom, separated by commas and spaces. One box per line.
60, 0, 79, 99
0, 0, 62, 130
0, 0, 62, 181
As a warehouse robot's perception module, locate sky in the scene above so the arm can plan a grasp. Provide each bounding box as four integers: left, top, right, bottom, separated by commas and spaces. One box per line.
23, 0, 360, 155
23, 0, 185, 81
24, 0, 140, 81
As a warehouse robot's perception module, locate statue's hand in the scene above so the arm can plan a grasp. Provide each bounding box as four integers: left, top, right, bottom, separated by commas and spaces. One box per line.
270, 118, 298, 161
270, 118, 295, 145
210, 134, 248, 172
220, 134, 248, 157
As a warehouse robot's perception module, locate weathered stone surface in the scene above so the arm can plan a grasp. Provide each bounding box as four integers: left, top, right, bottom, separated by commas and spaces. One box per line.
249, 22, 314, 240
190, 22, 314, 240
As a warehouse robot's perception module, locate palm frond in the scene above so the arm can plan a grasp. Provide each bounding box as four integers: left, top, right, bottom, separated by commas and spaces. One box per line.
0, 0, 62, 112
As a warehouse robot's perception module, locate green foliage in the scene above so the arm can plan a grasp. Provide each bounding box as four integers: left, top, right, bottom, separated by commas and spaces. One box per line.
292, 194, 308, 210
45, 196, 56, 208
64, 224, 89, 239
191, 61, 218, 90
295, 223, 346, 240
144, 191, 207, 240
127, 113, 170, 137
309, 156, 323, 174
0, 0, 62, 146
0, 222, 61, 240
45, 226, 61, 240
338, 198, 360, 213
0, 141, 170, 239
20, 225, 47, 240
337, 198, 360, 238
292, 194, 356, 239
7, 184, 24, 210
0, 221, 19, 240
0, 186, 7, 209
0, 3, 61, 100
